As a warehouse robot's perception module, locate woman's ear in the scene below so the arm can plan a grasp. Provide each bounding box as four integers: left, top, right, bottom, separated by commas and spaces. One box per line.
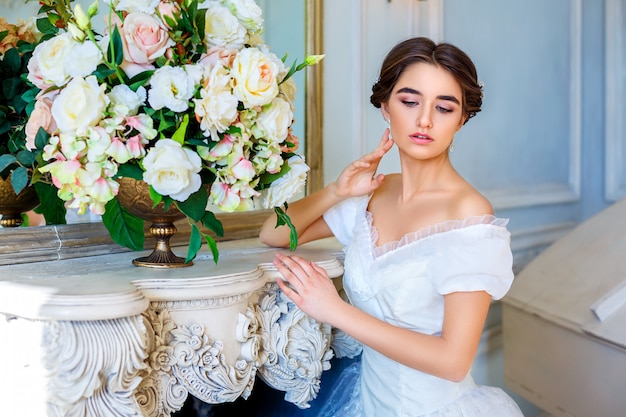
381, 104, 390, 122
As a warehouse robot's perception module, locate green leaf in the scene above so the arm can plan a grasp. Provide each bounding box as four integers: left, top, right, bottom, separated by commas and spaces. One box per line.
177, 187, 208, 222
3, 77, 23, 101
201, 210, 224, 237
36, 17, 58, 36
127, 70, 154, 91
280, 60, 298, 85
21, 87, 39, 113
186, 224, 202, 263
10, 166, 29, 195
259, 161, 291, 185
172, 114, 189, 144
102, 197, 145, 251
16, 150, 36, 167
34, 127, 50, 151
149, 185, 163, 208
92, 64, 116, 80
1, 48, 21, 76
0, 154, 17, 172
162, 195, 175, 211
274, 205, 299, 251
33, 182, 67, 224
108, 26, 124, 66
204, 233, 219, 264
116, 163, 144, 180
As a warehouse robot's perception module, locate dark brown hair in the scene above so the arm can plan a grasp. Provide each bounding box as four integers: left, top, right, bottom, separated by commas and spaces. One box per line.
370, 37, 482, 124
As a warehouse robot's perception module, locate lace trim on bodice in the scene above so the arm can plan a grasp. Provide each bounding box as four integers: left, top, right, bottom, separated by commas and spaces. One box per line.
366, 212, 509, 259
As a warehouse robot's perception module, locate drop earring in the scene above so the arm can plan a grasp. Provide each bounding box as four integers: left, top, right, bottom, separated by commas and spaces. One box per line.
386, 119, 393, 140
449, 140, 455, 153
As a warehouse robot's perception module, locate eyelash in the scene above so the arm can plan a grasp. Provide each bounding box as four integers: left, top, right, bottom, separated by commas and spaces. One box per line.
401, 100, 453, 113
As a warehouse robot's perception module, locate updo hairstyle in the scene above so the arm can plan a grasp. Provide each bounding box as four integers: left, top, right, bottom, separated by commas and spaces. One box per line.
370, 37, 483, 124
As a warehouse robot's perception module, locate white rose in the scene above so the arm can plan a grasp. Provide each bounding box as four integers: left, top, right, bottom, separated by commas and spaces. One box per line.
51, 75, 109, 135
260, 156, 309, 209
30, 32, 77, 86
231, 47, 279, 108
203, 3, 247, 50
223, 0, 263, 33
254, 97, 293, 143
67, 40, 103, 79
257, 44, 288, 77
108, 84, 146, 116
142, 139, 202, 201
148, 66, 196, 112
115, 0, 160, 13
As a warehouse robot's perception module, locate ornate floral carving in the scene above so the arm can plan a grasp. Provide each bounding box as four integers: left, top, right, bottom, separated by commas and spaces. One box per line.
255, 283, 334, 409
330, 327, 363, 359
43, 316, 148, 417
136, 304, 260, 416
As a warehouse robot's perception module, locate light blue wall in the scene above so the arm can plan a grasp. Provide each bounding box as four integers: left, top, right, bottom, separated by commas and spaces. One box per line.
257, 0, 307, 146
439, 0, 620, 273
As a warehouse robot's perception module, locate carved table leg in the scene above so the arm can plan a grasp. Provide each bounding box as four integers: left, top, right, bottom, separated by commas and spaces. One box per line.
0, 314, 148, 416
255, 283, 335, 409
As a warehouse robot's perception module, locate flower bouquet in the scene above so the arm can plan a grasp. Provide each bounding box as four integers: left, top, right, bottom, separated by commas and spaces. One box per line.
25, 0, 323, 264
0, 16, 66, 225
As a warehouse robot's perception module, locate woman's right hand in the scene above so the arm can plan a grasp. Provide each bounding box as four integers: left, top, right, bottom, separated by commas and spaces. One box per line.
333, 129, 394, 198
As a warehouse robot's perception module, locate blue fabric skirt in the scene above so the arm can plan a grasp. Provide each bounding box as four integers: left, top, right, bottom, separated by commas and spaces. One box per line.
315, 362, 524, 417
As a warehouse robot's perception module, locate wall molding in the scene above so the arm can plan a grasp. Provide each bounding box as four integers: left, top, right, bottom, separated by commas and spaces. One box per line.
486, 0, 583, 211
411, 0, 444, 41
605, 0, 625, 201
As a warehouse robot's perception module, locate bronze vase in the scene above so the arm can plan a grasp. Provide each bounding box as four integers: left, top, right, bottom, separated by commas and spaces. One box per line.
0, 174, 39, 227
116, 177, 193, 268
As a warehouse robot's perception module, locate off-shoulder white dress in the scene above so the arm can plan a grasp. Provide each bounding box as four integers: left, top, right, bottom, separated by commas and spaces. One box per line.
317, 196, 524, 417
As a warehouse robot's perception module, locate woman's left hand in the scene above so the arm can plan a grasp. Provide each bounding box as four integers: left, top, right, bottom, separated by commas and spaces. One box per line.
273, 252, 345, 324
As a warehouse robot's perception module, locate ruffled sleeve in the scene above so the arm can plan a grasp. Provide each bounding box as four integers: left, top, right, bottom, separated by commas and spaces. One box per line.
428, 223, 514, 300
322, 196, 370, 246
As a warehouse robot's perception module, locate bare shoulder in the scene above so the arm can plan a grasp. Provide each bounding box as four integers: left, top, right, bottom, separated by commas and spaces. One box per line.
370, 173, 401, 200
452, 183, 494, 218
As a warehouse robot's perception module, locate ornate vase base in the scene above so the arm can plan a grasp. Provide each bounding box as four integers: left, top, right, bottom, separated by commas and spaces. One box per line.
0, 214, 25, 228
132, 255, 192, 268
131, 221, 193, 268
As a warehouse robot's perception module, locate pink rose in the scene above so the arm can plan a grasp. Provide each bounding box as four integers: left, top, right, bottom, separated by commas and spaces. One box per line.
157, 1, 180, 29
120, 12, 173, 66
25, 98, 57, 150
199, 46, 237, 68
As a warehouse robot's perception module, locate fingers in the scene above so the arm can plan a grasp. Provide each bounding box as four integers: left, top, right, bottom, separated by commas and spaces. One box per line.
361, 129, 394, 164
378, 128, 394, 150
275, 253, 315, 277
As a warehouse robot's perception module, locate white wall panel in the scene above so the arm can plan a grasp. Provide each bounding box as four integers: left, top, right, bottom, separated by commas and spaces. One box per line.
444, 0, 582, 211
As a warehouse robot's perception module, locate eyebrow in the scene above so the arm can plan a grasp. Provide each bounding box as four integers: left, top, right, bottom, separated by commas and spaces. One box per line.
396, 87, 461, 105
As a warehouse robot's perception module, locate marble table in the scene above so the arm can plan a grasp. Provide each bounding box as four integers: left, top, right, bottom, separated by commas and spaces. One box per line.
0, 238, 360, 417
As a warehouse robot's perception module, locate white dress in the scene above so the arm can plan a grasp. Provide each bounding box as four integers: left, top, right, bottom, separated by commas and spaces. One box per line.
317, 196, 524, 417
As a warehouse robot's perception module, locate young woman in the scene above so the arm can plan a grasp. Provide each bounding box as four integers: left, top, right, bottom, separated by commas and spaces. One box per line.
259, 37, 524, 417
